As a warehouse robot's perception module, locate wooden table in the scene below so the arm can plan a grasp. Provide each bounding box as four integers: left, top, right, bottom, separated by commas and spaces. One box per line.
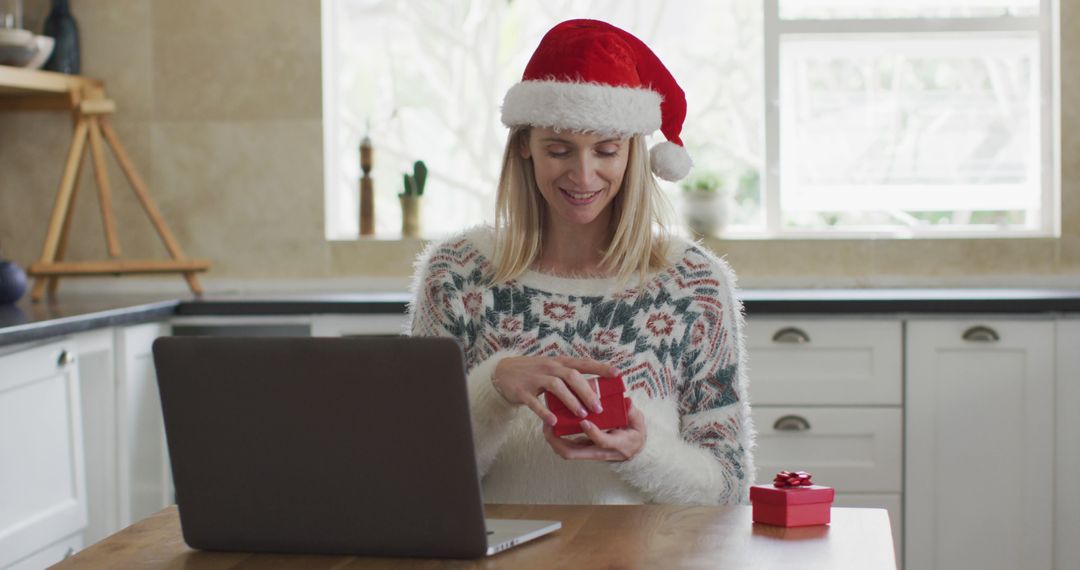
50, 504, 896, 569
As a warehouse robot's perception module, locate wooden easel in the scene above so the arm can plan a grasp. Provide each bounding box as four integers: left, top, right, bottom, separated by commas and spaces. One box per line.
0, 66, 208, 301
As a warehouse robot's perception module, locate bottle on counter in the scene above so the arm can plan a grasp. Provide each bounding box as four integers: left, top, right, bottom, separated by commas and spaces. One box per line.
42, 0, 79, 74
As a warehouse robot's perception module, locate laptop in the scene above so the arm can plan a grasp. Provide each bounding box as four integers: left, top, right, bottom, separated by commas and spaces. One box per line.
152, 336, 560, 559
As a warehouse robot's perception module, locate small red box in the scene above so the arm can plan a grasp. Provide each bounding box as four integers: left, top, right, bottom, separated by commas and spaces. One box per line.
750, 484, 835, 527
544, 376, 630, 436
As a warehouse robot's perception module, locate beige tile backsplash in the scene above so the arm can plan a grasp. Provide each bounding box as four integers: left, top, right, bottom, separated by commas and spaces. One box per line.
1, 0, 1077, 289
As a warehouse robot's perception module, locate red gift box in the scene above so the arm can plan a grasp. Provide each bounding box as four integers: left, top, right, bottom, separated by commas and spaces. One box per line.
750, 481, 835, 527
544, 376, 630, 436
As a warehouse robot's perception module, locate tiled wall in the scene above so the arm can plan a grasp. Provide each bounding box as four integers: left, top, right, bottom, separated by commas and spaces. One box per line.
0, 0, 1077, 288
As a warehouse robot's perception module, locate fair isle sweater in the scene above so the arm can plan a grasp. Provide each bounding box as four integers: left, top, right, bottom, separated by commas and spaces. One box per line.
404, 225, 756, 505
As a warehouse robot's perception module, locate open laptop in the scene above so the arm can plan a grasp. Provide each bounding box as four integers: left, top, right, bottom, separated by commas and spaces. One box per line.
152, 336, 560, 559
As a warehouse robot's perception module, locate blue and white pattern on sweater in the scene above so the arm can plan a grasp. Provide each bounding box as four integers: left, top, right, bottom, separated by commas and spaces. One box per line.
407, 225, 756, 505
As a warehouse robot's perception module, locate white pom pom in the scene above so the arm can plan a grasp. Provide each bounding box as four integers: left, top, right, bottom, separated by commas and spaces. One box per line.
649, 141, 693, 182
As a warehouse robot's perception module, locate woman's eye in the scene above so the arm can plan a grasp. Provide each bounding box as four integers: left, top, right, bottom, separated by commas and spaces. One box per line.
546, 146, 570, 158
596, 146, 620, 157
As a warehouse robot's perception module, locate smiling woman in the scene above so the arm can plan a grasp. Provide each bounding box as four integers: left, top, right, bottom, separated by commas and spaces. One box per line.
493, 127, 643, 282
407, 19, 756, 507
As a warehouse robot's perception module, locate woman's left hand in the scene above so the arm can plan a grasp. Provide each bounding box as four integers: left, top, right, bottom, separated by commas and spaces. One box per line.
542, 404, 647, 462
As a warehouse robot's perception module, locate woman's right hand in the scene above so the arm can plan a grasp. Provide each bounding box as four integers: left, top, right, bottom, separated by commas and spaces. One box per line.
491, 356, 618, 426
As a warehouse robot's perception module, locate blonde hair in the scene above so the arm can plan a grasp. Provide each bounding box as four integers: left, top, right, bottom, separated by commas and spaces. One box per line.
489, 126, 674, 289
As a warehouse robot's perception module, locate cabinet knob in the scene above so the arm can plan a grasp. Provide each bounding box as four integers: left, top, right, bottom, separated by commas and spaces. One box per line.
57, 350, 75, 367
773, 414, 811, 432
962, 325, 1000, 342
772, 327, 810, 344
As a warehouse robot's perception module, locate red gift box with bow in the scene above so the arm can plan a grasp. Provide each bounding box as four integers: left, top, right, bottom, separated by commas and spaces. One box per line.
750, 471, 835, 527
544, 376, 630, 436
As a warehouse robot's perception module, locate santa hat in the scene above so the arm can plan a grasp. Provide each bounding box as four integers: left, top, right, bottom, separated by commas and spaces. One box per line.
501, 19, 692, 182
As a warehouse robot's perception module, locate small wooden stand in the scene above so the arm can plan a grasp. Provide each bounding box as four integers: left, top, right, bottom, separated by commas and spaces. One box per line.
0, 65, 209, 301
359, 135, 374, 236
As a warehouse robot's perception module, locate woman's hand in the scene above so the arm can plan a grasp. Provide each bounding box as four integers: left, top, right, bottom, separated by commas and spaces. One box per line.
543, 404, 647, 462
492, 355, 617, 426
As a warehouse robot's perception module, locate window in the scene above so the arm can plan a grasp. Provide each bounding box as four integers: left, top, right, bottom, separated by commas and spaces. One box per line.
322, 0, 1058, 240
765, 0, 1058, 236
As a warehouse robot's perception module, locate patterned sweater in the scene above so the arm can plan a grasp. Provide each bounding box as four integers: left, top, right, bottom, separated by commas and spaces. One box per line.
405, 225, 755, 505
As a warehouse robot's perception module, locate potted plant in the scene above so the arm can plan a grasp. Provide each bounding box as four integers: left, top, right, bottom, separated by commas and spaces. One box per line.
680, 171, 726, 238
399, 160, 427, 238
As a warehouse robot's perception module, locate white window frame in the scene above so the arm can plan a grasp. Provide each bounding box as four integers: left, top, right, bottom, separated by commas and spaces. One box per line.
761, 0, 1060, 239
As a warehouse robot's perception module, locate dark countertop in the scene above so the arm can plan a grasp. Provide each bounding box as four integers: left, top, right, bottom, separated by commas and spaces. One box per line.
3, 288, 1080, 349
0, 294, 181, 350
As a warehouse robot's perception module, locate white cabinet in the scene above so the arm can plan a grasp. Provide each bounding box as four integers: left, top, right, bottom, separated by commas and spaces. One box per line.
0, 338, 87, 569
1055, 319, 1080, 570
746, 317, 903, 567
905, 319, 1054, 570
115, 322, 173, 527
0, 322, 171, 567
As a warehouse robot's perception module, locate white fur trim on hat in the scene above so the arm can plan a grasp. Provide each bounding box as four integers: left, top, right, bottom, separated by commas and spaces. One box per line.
650, 140, 693, 181
501, 80, 662, 135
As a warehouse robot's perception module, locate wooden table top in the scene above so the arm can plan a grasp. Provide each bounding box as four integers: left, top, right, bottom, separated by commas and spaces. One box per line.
52, 504, 896, 569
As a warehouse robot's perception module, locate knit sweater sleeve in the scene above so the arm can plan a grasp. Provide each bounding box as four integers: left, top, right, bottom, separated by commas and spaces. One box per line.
610, 251, 756, 505
405, 236, 525, 477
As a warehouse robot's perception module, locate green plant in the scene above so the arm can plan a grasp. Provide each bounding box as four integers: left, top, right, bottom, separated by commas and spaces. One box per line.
680, 171, 722, 193
399, 160, 428, 197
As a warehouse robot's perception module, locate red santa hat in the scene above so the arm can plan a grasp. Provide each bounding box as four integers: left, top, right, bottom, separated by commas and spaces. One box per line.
501, 19, 693, 182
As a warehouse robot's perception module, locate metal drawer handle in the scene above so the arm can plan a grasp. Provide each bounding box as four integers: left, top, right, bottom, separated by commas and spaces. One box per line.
772, 327, 810, 344
773, 415, 811, 432
57, 350, 75, 367
962, 325, 1000, 343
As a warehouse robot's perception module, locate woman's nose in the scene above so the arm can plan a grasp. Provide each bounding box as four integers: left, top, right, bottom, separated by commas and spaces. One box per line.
566, 153, 598, 187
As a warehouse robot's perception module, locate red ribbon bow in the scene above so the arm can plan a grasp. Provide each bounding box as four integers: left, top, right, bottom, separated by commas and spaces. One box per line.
773, 470, 813, 488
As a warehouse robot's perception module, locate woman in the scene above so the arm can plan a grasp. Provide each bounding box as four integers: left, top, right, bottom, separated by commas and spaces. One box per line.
406, 19, 755, 505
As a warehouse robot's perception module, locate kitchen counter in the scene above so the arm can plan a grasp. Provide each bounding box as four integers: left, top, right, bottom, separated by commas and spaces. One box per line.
3, 288, 1080, 349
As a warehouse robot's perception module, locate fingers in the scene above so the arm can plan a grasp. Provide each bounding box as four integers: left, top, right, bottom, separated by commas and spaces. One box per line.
578, 417, 646, 460
555, 356, 619, 377
578, 419, 620, 449
524, 396, 558, 427
544, 376, 591, 418
543, 425, 625, 461
556, 369, 603, 415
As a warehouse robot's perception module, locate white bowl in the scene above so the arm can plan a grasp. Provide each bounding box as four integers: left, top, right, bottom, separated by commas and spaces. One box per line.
23, 35, 53, 69
0, 28, 34, 47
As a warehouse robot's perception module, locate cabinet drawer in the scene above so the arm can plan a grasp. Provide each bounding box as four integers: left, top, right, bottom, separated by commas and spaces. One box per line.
751, 407, 901, 493
745, 319, 902, 405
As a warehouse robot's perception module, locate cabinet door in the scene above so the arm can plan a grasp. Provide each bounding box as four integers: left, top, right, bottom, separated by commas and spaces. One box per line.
906, 320, 1053, 570
1057, 319, 1080, 570
0, 340, 87, 568
115, 322, 172, 527
73, 329, 118, 547
311, 314, 408, 337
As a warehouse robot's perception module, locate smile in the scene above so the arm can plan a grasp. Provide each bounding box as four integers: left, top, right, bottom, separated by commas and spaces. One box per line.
559, 187, 602, 205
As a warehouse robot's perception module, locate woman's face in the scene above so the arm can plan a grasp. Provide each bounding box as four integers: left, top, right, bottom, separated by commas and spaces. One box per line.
520, 127, 630, 227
